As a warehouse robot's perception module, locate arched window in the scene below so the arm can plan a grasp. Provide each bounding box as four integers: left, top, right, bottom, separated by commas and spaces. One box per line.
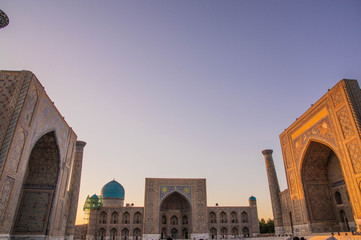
99, 212, 107, 224
242, 227, 249, 238
231, 227, 239, 237
210, 228, 217, 239
134, 212, 142, 224
171, 228, 178, 238
161, 228, 167, 239
110, 228, 117, 240
241, 211, 248, 223
171, 215, 178, 225
122, 212, 130, 224
221, 227, 227, 239
133, 228, 141, 240
231, 212, 238, 223
220, 212, 227, 223
183, 228, 189, 239
99, 228, 106, 240
122, 228, 129, 240
111, 212, 118, 224
209, 212, 217, 223
162, 215, 167, 225
182, 215, 188, 225
335, 191, 343, 205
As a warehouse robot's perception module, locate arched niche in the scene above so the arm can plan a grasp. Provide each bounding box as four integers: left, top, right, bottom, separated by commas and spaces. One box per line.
301, 141, 354, 232
159, 191, 192, 238
13, 131, 60, 235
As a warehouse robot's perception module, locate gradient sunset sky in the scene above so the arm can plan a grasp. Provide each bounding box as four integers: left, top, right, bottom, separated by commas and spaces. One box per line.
1, 1, 361, 224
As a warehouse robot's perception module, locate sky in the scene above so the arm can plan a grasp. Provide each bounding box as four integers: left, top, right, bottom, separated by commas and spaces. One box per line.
1, 1, 361, 225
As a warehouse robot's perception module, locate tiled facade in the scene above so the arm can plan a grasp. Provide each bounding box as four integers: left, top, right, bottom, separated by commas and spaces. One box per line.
75, 178, 259, 240
0, 70, 85, 240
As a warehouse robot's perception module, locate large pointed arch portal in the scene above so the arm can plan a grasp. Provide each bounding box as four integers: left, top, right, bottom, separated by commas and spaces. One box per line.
13, 131, 60, 235
301, 141, 354, 232
159, 191, 191, 239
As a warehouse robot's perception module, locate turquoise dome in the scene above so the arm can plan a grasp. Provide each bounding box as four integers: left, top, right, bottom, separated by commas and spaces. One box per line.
90, 194, 99, 199
249, 196, 256, 201
101, 180, 125, 199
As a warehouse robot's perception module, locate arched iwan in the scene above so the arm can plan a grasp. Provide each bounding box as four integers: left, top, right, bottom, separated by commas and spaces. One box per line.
13, 131, 60, 235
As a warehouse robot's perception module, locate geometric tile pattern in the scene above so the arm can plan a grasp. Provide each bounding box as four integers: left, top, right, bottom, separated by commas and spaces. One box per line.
7, 128, 26, 173
0, 176, 15, 224
21, 88, 38, 126
347, 139, 361, 174
26, 132, 59, 185
344, 80, 361, 137
13, 131, 59, 234
13, 190, 53, 233
307, 183, 335, 221
331, 89, 343, 107
293, 117, 336, 165
337, 107, 355, 139
0, 71, 32, 177
160, 185, 192, 201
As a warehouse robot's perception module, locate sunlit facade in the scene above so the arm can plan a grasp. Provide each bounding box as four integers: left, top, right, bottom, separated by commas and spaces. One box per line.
75, 178, 260, 240
265, 79, 361, 235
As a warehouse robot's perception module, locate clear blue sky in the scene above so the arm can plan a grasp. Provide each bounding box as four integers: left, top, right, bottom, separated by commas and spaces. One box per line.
1, 1, 361, 224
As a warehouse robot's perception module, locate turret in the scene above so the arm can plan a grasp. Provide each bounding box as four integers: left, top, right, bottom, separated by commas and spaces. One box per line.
262, 149, 284, 235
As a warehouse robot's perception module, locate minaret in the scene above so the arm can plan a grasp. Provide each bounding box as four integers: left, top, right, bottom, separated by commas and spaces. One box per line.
249, 196, 260, 236
262, 149, 284, 235
65, 141, 86, 238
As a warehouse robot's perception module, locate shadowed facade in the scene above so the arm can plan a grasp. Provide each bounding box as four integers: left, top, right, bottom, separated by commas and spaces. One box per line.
0, 70, 85, 239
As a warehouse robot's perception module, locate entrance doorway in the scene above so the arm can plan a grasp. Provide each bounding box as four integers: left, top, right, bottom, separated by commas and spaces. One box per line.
160, 192, 191, 239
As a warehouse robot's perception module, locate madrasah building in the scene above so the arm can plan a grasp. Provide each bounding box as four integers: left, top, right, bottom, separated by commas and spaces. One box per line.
75, 178, 260, 240
0, 70, 85, 240
264, 79, 361, 236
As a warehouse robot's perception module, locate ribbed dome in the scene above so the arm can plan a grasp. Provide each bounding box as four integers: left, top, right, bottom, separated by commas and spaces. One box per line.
101, 180, 125, 199
249, 196, 256, 201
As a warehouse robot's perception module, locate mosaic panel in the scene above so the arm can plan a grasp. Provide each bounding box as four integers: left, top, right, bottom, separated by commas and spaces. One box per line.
347, 139, 361, 174
288, 170, 296, 197
0, 176, 15, 224
0, 71, 32, 176
6, 127, 26, 173
331, 89, 343, 107
34, 98, 69, 160
0, 72, 18, 140
307, 184, 335, 221
160, 186, 191, 201
284, 145, 293, 169
293, 117, 336, 165
281, 134, 288, 146
20, 88, 38, 126
337, 107, 355, 139
344, 80, 361, 136
13, 190, 53, 233
293, 200, 302, 223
